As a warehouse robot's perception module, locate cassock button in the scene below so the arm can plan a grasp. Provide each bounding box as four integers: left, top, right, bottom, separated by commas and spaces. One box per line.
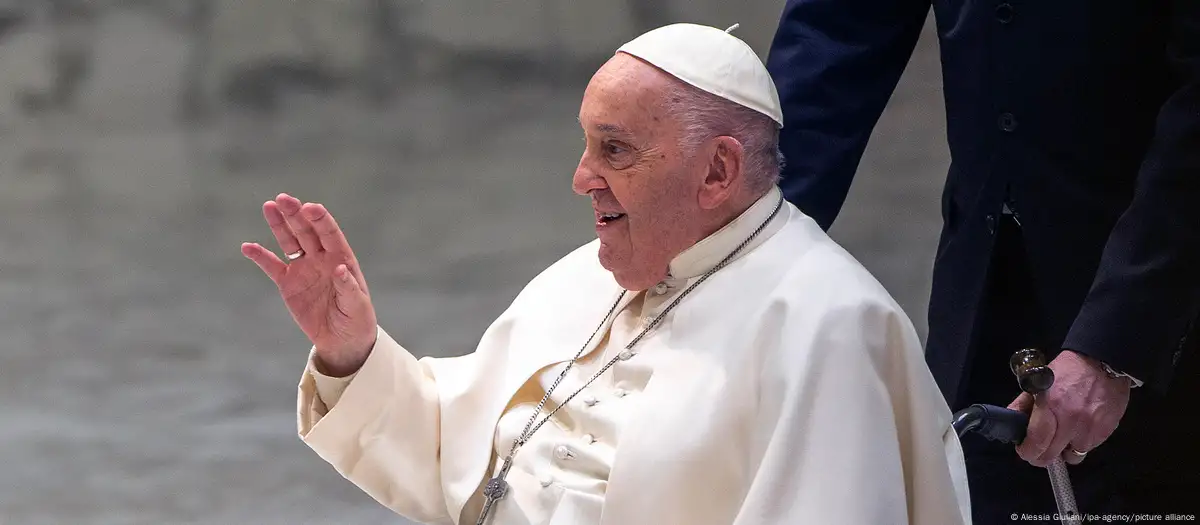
582, 434, 596, 444
540, 476, 554, 488
995, 3, 1015, 24
617, 350, 633, 361
998, 112, 1017, 132
653, 282, 669, 295
613, 388, 627, 398
582, 395, 598, 407
554, 445, 574, 460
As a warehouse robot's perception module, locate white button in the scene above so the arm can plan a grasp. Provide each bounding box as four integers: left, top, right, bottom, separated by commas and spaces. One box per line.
617, 350, 633, 361
582, 434, 596, 444
653, 282, 669, 295
613, 388, 627, 398
540, 476, 554, 487
554, 445, 574, 460
582, 395, 598, 407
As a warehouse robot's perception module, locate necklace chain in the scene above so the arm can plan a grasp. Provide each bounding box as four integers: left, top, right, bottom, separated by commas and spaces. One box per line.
476, 193, 783, 524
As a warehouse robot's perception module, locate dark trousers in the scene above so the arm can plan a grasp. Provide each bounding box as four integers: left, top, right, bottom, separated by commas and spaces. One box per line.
958, 214, 1200, 523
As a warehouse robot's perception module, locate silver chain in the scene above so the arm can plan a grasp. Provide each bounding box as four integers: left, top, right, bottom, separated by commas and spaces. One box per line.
476, 193, 783, 524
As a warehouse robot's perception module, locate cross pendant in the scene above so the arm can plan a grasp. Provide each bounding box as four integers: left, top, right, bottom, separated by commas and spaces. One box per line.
475, 456, 514, 525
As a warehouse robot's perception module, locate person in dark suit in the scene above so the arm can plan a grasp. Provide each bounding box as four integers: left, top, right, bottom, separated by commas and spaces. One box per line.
766, 1, 1199, 521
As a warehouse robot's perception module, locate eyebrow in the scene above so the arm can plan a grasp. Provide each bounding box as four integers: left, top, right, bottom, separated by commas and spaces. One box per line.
596, 123, 632, 136
578, 117, 633, 138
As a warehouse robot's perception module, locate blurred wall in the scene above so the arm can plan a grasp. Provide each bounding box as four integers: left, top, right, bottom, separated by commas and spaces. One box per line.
408, 0, 786, 59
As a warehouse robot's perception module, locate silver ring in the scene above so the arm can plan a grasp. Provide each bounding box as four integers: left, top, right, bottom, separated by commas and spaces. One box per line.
1068, 447, 1088, 457
286, 250, 304, 260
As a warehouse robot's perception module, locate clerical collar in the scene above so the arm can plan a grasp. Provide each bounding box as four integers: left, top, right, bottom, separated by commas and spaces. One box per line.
666, 186, 786, 281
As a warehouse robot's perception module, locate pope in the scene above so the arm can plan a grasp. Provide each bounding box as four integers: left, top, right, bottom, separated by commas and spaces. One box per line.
241, 23, 971, 525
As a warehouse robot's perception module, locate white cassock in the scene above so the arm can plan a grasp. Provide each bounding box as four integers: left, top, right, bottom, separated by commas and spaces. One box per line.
295, 186, 972, 525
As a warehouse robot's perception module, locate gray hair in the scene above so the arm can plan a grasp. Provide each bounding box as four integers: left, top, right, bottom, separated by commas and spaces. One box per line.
662, 82, 785, 194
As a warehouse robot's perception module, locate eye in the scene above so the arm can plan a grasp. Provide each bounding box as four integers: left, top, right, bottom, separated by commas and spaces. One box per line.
604, 141, 634, 169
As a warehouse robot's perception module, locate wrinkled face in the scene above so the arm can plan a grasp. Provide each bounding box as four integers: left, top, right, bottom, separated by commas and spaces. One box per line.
572, 54, 707, 291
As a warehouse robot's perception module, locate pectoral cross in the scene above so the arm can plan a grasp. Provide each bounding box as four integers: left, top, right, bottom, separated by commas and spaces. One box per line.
474, 455, 514, 525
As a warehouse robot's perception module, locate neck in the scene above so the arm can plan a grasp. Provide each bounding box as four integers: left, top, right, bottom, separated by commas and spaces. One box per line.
692, 187, 767, 242
638, 186, 768, 285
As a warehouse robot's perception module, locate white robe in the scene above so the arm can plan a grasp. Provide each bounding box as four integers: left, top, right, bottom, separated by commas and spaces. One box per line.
297, 187, 972, 525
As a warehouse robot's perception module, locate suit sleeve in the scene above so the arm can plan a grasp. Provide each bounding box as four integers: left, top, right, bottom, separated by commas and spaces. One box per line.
297, 325, 457, 525
766, 0, 931, 230
731, 300, 970, 524
1062, 2, 1200, 388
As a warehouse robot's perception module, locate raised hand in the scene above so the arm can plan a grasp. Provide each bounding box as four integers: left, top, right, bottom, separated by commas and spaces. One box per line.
242, 193, 378, 377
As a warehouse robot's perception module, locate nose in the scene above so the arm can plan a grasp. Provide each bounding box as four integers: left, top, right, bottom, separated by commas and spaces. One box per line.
572, 157, 607, 196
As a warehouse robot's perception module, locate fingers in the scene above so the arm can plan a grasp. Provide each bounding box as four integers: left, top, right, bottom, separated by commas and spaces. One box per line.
1016, 398, 1056, 465
332, 264, 366, 316
1061, 411, 1122, 465
242, 242, 287, 283
302, 202, 352, 256
275, 193, 323, 256
1062, 444, 1089, 465
263, 201, 302, 257
301, 201, 370, 296
1071, 424, 1111, 458
1037, 417, 1079, 467
1008, 392, 1034, 413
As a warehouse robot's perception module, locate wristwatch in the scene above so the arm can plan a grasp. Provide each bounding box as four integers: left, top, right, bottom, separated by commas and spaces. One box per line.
1099, 361, 1143, 388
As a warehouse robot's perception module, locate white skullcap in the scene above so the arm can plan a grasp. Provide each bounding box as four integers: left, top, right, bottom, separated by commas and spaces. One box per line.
616, 23, 783, 127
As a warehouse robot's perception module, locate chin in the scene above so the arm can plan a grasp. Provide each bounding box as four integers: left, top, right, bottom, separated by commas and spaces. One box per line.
597, 255, 634, 289
597, 245, 658, 291
604, 265, 658, 292
596, 244, 616, 270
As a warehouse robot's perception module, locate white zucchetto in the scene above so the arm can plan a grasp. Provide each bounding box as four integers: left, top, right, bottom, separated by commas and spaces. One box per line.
616, 23, 784, 127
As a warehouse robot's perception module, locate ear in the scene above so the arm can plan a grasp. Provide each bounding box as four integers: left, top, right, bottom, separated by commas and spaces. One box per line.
697, 136, 745, 210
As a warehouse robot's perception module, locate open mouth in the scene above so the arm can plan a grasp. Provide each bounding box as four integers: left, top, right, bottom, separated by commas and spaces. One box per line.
597, 212, 627, 225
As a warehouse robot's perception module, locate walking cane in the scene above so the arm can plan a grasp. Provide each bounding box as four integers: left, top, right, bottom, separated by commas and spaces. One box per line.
950, 348, 1081, 524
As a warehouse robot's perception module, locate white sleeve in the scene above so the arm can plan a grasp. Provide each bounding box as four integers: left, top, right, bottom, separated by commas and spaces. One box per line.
296, 325, 456, 525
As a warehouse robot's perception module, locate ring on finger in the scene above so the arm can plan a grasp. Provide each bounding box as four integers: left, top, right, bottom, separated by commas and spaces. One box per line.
1067, 446, 1088, 458
286, 249, 304, 260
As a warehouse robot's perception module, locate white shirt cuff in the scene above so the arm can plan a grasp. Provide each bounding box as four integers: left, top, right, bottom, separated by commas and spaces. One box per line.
308, 353, 358, 408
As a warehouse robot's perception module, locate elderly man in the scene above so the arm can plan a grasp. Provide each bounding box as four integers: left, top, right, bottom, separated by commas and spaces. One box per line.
242, 23, 970, 525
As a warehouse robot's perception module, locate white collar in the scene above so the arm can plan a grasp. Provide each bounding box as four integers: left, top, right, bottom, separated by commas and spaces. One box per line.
665, 186, 784, 281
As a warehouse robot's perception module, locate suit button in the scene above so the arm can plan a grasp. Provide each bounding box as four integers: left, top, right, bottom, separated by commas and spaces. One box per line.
986, 214, 997, 234
998, 113, 1017, 132
995, 3, 1015, 24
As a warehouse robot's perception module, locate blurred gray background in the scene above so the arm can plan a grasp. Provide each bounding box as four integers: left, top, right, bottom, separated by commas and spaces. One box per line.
0, 1, 946, 524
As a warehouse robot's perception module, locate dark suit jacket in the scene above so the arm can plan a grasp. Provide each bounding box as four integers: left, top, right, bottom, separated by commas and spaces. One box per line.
766, 0, 1200, 407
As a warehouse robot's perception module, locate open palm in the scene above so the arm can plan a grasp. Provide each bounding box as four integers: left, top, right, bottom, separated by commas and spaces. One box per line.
242, 193, 378, 376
